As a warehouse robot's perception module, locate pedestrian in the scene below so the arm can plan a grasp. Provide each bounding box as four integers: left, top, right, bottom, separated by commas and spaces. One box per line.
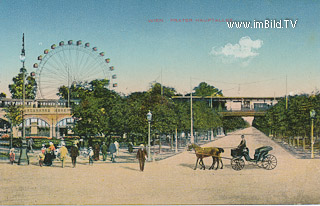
38, 151, 45, 167
44, 147, 53, 166
114, 140, 119, 156
101, 142, 108, 161
59, 142, 68, 168
88, 146, 94, 165
9, 148, 15, 165
41, 144, 46, 154
93, 142, 100, 161
136, 144, 147, 171
28, 137, 34, 153
128, 142, 133, 153
109, 142, 117, 162
49, 142, 56, 156
70, 142, 79, 168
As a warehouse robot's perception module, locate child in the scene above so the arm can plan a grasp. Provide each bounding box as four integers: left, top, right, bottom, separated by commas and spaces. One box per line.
88, 147, 94, 165
9, 148, 15, 165
38, 152, 45, 167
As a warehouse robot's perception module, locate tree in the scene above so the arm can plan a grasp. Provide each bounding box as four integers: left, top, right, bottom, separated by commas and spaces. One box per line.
72, 96, 109, 137
253, 93, 320, 141
57, 79, 110, 100
0, 92, 6, 98
149, 82, 176, 98
9, 68, 37, 99
193, 82, 223, 97
4, 105, 23, 127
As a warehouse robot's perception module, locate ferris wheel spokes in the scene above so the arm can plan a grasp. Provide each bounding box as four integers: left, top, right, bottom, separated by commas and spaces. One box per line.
33, 40, 117, 99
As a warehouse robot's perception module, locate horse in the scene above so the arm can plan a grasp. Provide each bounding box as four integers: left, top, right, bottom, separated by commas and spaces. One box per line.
188, 143, 224, 170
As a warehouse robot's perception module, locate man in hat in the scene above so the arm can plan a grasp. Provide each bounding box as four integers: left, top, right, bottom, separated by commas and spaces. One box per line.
59, 142, 68, 168
101, 142, 108, 161
235, 134, 247, 156
136, 144, 147, 171
88, 147, 94, 165
70, 142, 79, 168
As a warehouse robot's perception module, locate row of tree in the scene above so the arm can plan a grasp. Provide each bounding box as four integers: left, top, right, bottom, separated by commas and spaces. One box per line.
253, 93, 320, 139
67, 81, 249, 143
1, 69, 249, 144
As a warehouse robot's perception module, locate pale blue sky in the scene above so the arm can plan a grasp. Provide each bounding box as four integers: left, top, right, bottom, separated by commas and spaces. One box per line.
0, 0, 319, 97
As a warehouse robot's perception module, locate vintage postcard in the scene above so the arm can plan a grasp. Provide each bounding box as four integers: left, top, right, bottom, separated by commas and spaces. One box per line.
0, 0, 319, 205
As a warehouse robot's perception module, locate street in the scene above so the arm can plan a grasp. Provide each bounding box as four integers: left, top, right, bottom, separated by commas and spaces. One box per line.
1, 127, 320, 205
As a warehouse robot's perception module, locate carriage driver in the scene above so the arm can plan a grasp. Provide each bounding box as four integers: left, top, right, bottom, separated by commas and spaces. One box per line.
237, 135, 247, 151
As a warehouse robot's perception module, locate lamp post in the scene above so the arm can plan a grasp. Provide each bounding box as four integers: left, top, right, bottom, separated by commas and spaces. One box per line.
310, 109, 316, 159
190, 77, 194, 144
147, 110, 152, 161
18, 33, 29, 165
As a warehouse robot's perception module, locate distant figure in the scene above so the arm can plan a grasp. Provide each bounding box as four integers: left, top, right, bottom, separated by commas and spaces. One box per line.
9, 148, 15, 165
38, 152, 45, 167
136, 144, 148, 171
114, 141, 120, 156
88, 147, 94, 165
41, 144, 46, 154
109, 142, 117, 162
44, 148, 53, 166
93, 143, 100, 161
28, 138, 34, 153
70, 142, 79, 168
49, 142, 56, 159
101, 142, 108, 161
59, 142, 68, 168
128, 142, 133, 153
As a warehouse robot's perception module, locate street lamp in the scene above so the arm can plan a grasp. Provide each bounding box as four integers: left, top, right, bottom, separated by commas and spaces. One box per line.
310, 109, 316, 159
18, 33, 29, 165
147, 110, 152, 161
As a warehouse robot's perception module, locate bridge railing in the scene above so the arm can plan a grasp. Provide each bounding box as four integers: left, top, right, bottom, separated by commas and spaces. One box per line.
0, 98, 80, 108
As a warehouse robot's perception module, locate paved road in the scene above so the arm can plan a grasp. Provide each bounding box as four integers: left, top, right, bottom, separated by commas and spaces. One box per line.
1, 127, 320, 205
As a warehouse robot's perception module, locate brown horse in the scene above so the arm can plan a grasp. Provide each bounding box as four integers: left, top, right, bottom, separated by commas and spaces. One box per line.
188, 143, 224, 170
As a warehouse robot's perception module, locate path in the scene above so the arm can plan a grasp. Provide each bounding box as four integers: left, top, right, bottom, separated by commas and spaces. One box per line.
1, 127, 319, 205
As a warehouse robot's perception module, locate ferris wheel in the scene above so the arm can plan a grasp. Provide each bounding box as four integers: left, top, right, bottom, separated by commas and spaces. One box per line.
33, 40, 117, 99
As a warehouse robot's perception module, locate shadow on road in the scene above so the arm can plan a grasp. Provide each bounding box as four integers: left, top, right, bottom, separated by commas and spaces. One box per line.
120, 166, 140, 171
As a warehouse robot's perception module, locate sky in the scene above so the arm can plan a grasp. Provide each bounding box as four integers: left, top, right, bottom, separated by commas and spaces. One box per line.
0, 0, 319, 98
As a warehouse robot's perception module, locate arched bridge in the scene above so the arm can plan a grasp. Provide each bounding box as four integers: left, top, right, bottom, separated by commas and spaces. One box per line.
0, 98, 76, 138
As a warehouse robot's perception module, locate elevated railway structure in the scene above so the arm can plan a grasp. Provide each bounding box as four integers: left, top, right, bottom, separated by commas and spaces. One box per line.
172, 96, 282, 117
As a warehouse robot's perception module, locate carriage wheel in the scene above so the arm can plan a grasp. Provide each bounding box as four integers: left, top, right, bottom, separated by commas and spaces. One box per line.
262, 154, 277, 170
231, 158, 245, 171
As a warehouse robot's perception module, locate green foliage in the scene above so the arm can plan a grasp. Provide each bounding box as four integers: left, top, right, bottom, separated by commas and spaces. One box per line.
4, 105, 22, 127
69, 80, 248, 144
0, 92, 6, 98
193, 82, 223, 97
149, 82, 176, 98
193, 101, 222, 131
9, 68, 37, 99
253, 93, 320, 138
222, 116, 249, 132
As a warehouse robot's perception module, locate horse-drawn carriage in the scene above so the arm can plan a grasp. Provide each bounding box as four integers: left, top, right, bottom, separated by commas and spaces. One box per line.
230, 146, 277, 171
189, 144, 277, 171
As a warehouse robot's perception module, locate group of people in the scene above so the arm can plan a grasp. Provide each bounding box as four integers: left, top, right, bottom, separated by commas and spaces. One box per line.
87, 141, 119, 164
38, 141, 80, 168
37, 140, 121, 167
8, 139, 149, 172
